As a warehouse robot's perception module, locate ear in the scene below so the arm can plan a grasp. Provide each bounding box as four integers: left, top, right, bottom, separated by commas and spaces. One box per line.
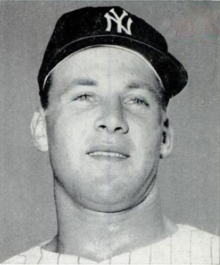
160, 116, 173, 159
30, 109, 48, 152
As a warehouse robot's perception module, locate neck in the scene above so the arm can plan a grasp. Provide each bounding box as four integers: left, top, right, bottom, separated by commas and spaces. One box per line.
46, 180, 177, 262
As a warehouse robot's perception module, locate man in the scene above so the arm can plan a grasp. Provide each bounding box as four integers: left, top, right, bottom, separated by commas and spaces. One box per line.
4, 6, 219, 264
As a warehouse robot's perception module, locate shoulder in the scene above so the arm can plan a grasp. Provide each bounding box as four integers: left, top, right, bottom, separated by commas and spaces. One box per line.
175, 223, 219, 238
130, 224, 219, 264
3, 246, 42, 264
175, 224, 219, 247
2, 243, 78, 264
174, 224, 219, 262
2, 242, 61, 264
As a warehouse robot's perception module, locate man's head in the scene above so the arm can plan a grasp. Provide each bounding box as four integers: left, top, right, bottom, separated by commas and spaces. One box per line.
31, 6, 187, 212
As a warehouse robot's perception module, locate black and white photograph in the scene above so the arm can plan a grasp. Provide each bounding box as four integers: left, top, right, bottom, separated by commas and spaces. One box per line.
0, 1, 219, 264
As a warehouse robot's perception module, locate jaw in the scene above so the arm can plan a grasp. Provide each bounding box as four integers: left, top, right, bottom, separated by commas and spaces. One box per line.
51, 147, 160, 213
52, 179, 171, 263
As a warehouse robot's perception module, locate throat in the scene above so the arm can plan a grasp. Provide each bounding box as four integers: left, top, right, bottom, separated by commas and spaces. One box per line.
46, 181, 176, 262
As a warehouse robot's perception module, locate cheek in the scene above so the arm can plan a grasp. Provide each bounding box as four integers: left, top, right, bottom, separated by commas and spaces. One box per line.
129, 108, 163, 141
46, 110, 91, 156
130, 117, 163, 163
46, 116, 89, 182
139, 133, 162, 161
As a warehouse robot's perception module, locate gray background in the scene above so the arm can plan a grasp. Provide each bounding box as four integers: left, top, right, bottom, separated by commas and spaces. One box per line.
0, 0, 219, 262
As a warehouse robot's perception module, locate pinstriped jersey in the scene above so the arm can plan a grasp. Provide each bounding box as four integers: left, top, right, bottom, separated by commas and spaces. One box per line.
3, 225, 220, 264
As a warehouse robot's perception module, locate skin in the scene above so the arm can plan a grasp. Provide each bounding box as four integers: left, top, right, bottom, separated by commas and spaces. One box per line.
32, 46, 175, 261
46, 47, 166, 212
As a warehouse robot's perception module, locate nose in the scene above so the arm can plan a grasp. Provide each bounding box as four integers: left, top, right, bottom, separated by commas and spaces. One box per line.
94, 99, 129, 134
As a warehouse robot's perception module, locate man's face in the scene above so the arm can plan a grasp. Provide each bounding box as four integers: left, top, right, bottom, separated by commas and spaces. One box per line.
44, 47, 166, 212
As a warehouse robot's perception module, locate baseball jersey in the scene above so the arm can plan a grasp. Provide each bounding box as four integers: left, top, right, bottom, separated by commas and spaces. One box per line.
3, 224, 220, 264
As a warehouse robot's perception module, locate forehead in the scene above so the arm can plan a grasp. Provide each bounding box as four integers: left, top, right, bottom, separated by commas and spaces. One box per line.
51, 46, 160, 88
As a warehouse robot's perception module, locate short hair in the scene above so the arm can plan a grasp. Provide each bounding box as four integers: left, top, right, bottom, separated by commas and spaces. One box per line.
153, 76, 170, 110
39, 74, 52, 110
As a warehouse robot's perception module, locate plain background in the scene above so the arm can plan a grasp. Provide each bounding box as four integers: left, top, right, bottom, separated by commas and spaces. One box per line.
0, 0, 219, 262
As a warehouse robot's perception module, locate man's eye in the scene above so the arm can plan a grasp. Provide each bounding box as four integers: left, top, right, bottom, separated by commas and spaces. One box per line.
128, 97, 149, 106
133, 98, 145, 104
74, 94, 92, 101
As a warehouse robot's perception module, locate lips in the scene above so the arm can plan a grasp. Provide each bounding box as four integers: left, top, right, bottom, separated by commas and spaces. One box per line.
88, 151, 128, 158
87, 144, 130, 159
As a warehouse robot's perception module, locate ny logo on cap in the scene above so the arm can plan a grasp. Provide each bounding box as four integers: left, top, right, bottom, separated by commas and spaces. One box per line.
104, 8, 133, 35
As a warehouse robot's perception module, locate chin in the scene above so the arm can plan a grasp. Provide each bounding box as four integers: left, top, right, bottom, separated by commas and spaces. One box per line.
74, 186, 141, 213
80, 199, 134, 213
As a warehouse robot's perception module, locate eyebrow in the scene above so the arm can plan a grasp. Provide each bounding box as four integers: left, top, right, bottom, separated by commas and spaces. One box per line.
74, 78, 97, 86
62, 79, 160, 97
127, 81, 158, 93
63, 78, 98, 94
68, 78, 97, 87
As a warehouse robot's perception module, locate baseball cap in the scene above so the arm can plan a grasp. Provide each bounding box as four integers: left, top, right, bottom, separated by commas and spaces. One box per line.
38, 6, 188, 98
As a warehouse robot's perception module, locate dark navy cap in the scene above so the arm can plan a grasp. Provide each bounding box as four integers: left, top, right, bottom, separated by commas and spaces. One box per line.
38, 6, 188, 98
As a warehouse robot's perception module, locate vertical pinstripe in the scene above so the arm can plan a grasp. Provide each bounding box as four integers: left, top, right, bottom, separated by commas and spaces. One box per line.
211, 236, 213, 265
37, 247, 43, 264
189, 230, 192, 265
149, 244, 152, 264
57, 253, 61, 264
128, 251, 131, 264
170, 236, 173, 264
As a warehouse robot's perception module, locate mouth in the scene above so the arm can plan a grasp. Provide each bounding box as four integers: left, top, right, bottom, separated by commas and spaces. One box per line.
87, 143, 130, 161
88, 151, 129, 159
